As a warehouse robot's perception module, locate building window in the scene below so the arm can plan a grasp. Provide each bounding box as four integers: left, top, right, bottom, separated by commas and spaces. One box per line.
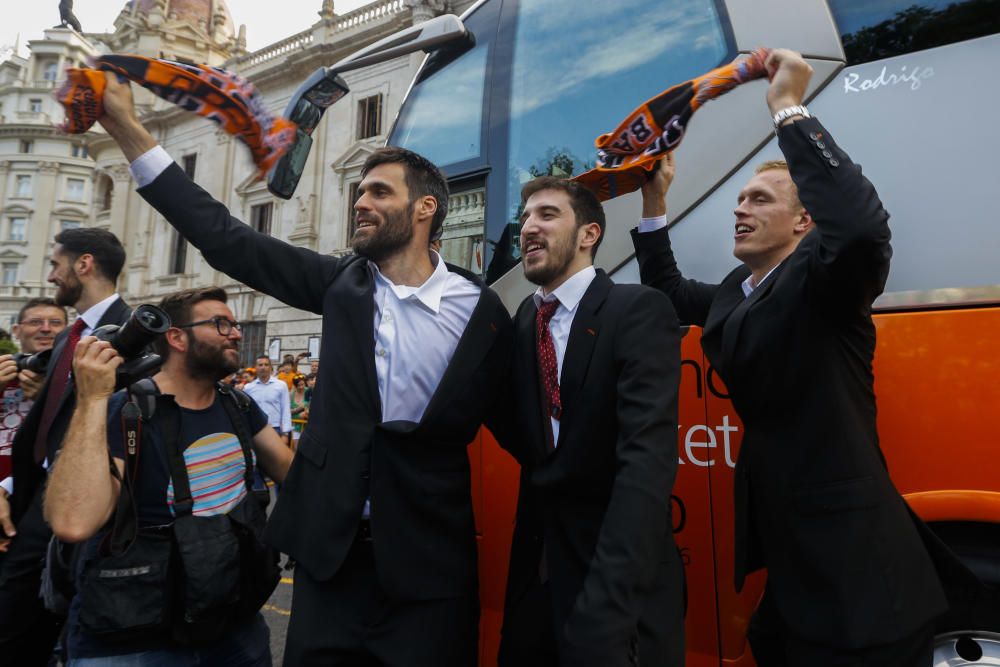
239, 321, 267, 368
71, 144, 88, 159
19, 140, 33, 154
1, 263, 18, 285
347, 181, 361, 242
169, 229, 187, 274
29, 99, 42, 113
8, 218, 27, 242
182, 154, 197, 178
60, 220, 80, 232
43, 62, 58, 82
357, 94, 383, 140
100, 178, 113, 212
15, 175, 31, 198
251, 202, 273, 236
66, 178, 85, 202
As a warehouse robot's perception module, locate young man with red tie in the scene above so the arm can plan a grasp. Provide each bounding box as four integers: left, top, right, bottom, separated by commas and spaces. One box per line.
495, 177, 685, 667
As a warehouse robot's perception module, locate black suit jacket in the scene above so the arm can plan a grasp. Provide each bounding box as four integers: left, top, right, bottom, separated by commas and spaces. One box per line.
138, 164, 512, 601
9, 296, 131, 524
495, 271, 684, 666
631, 117, 947, 648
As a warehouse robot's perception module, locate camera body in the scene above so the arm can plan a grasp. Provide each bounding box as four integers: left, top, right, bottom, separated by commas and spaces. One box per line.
92, 304, 172, 390
13, 349, 53, 375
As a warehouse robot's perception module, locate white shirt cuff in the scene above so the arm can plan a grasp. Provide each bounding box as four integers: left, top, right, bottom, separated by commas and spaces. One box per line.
129, 145, 174, 188
638, 215, 668, 233
1, 476, 13, 496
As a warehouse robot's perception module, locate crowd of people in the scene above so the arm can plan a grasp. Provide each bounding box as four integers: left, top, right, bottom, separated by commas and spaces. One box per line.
0, 48, 980, 667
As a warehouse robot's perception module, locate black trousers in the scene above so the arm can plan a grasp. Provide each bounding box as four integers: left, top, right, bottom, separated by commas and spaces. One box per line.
283, 535, 479, 666
748, 588, 934, 667
0, 490, 62, 666
499, 559, 685, 667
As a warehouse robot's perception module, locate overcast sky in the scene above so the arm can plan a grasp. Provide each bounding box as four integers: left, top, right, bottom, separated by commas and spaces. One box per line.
4, 1, 378, 59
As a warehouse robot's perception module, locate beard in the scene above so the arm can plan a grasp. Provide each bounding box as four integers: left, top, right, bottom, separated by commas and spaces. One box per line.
351, 203, 414, 262
55, 271, 83, 308
185, 335, 241, 381
522, 233, 577, 287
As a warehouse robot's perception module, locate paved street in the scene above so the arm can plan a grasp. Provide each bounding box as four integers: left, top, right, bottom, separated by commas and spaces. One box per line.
262, 569, 293, 664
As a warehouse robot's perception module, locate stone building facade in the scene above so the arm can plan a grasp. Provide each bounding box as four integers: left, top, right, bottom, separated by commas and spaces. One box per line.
0, 0, 478, 364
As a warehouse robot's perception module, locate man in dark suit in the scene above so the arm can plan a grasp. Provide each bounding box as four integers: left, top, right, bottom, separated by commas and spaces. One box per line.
97, 74, 512, 666
0, 227, 130, 665
495, 176, 684, 667
632, 49, 946, 665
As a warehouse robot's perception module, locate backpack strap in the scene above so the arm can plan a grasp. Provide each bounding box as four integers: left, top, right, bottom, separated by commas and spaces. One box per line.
216, 382, 255, 492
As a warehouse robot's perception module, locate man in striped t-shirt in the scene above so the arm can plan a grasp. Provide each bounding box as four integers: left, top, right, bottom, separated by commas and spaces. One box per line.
46, 287, 293, 664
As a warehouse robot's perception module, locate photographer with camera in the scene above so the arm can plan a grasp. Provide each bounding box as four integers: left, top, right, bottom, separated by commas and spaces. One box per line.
45, 287, 292, 664
0, 228, 130, 665
0, 298, 68, 505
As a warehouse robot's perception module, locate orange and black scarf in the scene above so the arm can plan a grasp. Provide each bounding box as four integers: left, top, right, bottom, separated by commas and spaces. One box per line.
573, 48, 771, 201
55, 55, 296, 178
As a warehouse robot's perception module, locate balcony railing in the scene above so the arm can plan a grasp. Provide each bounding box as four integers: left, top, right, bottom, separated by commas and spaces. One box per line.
228, 0, 407, 70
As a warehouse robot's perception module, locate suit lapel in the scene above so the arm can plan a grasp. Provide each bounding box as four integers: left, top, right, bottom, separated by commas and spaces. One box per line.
515, 299, 549, 459
555, 271, 611, 447
422, 287, 500, 421
720, 260, 787, 364
703, 265, 751, 341
334, 261, 382, 420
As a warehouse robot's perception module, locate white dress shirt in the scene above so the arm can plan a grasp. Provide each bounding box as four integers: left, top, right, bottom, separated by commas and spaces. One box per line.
127, 144, 482, 517
244, 377, 292, 434
0, 293, 122, 496
638, 215, 779, 296
531, 265, 598, 445
370, 252, 480, 423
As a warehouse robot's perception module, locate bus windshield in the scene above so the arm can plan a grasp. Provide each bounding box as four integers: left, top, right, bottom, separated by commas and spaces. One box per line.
390, 0, 733, 279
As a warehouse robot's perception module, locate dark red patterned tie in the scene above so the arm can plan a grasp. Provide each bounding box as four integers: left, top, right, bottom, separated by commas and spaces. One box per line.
34, 318, 87, 463
535, 299, 562, 441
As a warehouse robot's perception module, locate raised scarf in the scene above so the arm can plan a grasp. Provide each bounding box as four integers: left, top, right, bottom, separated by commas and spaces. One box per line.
55, 55, 296, 178
572, 48, 771, 201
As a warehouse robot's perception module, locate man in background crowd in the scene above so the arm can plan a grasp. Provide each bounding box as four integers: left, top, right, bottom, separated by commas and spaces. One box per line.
0, 298, 68, 541
0, 228, 130, 665
244, 354, 292, 446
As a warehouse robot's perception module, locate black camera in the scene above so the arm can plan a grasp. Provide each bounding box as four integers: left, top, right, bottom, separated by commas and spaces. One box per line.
91, 304, 172, 389
13, 349, 53, 374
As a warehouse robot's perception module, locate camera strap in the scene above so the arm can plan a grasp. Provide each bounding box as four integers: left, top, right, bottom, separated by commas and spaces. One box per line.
103, 378, 159, 556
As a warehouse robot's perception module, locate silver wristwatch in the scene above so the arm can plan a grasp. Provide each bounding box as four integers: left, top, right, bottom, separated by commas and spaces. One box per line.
772, 104, 811, 129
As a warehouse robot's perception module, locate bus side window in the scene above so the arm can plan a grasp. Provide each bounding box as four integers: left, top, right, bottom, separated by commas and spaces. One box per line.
828, 0, 1000, 64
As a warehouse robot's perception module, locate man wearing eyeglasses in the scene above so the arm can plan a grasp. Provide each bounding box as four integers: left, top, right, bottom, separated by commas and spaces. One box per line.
0, 228, 131, 666
0, 298, 68, 534
46, 286, 293, 664
244, 355, 292, 447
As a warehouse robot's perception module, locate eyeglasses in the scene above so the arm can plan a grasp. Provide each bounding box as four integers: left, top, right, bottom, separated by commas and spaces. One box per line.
177, 317, 242, 336
19, 318, 66, 328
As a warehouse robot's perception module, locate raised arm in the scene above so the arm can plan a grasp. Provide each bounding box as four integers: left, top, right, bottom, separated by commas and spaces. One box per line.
631, 155, 718, 326
561, 288, 681, 663
44, 337, 125, 543
766, 48, 891, 305
97, 73, 343, 314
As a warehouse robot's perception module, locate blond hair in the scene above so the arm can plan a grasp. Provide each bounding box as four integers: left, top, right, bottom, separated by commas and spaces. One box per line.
754, 160, 802, 211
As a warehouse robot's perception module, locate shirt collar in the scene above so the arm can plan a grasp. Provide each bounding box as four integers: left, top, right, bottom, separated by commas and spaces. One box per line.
370, 251, 450, 314
78, 293, 120, 330
741, 263, 781, 298
532, 265, 597, 312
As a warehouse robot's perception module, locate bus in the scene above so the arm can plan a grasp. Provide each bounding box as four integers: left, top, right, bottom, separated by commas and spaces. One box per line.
295, 0, 1000, 663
